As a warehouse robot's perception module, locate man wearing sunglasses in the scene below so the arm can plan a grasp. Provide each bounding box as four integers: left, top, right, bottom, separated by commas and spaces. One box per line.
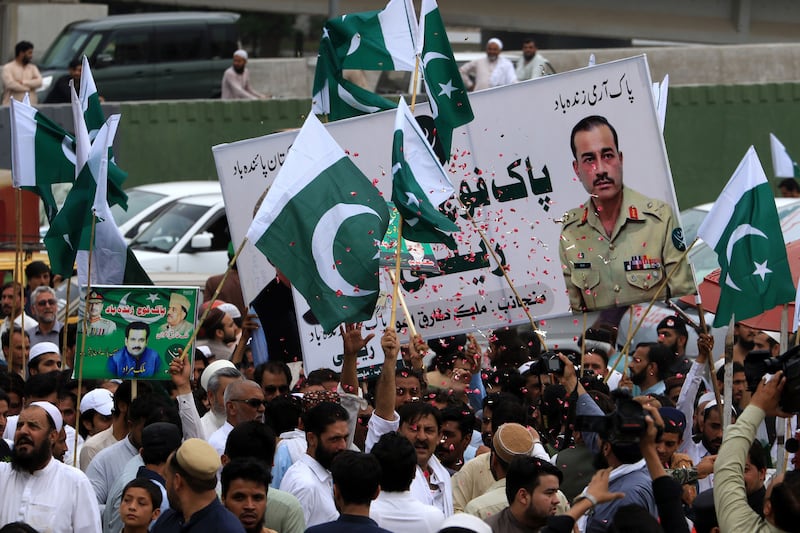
255, 361, 292, 403
28, 286, 62, 348
209, 380, 266, 455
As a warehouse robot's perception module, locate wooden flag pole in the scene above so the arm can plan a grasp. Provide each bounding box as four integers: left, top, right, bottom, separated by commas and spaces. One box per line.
723, 315, 735, 431
409, 56, 421, 112
13, 188, 23, 378
388, 269, 418, 338
73, 213, 97, 466
605, 305, 634, 384
389, 217, 404, 329
181, 238, 248, 359
694, 292, 723, 410
579, 311, 587, 375
61, 279, 72, 364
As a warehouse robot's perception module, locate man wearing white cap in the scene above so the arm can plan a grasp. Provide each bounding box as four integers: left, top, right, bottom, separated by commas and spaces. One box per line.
79, 387, 114, 439
459, 37, 517, 92
27, 340, 61, 375
0, 402, 101, 532
199, 359, 243, 440
221, 49, 265, 100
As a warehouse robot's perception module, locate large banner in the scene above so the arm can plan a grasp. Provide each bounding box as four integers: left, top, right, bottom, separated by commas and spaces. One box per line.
75, 286, 199, 380
213, 55, 693, 376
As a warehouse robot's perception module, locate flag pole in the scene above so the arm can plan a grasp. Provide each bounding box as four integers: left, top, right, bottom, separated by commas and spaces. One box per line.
61, 279, 71, 362
723, 315, 734, 431
14, 188, 23, 378
459, 207, 548, 351
181, 238, 248, 359
579, 311, 587, 375
389, 218, 404, 329
617, 237, 698, 359
409, 56, 421, 112
388, 269, 418, 338
605, 305, 634, 384
694, 293, 723, 410
74, 212, 97, 466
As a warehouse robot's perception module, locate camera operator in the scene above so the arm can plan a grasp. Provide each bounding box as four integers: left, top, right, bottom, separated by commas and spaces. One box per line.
714, 371, 800, 532
560, 354, 658, 531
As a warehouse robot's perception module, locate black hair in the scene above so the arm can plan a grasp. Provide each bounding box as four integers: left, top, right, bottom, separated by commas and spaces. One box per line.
440, 406, 475, 440
113, 380, 151, 417
570, 115, 619, 159
14, 41, 33, 57
490, 397, 527, 433
779, 178, 800, 193
254, 360, 292, 388
491, 328, 531, 370
505, 456, 563, 505
124, 321, 150, 340
23, 371, 59, 399
0, 522, 39, 533
306, 368, 340, 387
635, 342, 672, 381
265, 395, 302, 436
2, 327, 28, 349
58, 323, 77, 352
716, 362, 746, 384
370, 431, 417, 492
747, 440, 768, 472
200, 308, 225, 338
771, 470, 800, 531
128, 393, 180, 430
68, 58, 81, 70
224, 421, 277, 464
24, 261, 49, 280
221, 457, 271, 497
121, 477, 162, 510
302, 401, 349, 436
397, 401, 442, 430
608, 504, 662, 533
330, 451, 381, 505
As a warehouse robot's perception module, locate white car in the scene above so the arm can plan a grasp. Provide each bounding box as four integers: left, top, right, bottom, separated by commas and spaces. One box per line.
110, 181, 221, 242
130, 192, 229, 275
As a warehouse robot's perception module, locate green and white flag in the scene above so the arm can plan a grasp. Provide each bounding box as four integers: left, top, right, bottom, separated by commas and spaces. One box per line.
392, 98, 459, 248
246, 113, 389, 333
698, 146, 795, 327
8, 96, 128, 222
80, 55, 104, 137
312, 0, 417, 119
769, 133, 800, 178
418, 0, 474, 160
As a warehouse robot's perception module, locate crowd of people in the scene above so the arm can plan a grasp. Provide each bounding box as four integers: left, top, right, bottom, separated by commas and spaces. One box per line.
0, 257, 797, 532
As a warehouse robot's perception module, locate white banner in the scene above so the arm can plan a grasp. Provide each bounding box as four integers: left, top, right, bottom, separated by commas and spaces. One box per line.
213, 55, 684, 375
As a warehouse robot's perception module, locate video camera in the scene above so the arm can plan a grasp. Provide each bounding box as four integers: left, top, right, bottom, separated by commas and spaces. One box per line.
575, 391, 658, 445
744, 346, 800, 413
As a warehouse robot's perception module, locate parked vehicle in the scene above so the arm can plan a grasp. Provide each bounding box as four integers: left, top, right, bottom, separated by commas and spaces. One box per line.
36, 11, 239, 102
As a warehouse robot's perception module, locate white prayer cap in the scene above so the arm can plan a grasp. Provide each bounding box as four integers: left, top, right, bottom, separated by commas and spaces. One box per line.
697, 391, 716, 408
714, 359, 725, 373
29, 341, 60, 362
439, 513, 492, 533
762, 330, 781, 343
197, 345, 212, 358
487, 38, 503, 50
29, 401, 63, 432
233, 49, 248, 60
217, 302, 241, 320
200, 359, 236, 392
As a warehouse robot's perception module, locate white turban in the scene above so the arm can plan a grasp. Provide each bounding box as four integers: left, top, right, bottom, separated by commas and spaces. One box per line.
234, 49, 248, 60
487, 38, 503, 50
30, 401, 63, 432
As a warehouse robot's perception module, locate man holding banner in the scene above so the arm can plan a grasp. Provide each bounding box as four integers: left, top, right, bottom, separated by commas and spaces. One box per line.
559, 115, 695, 311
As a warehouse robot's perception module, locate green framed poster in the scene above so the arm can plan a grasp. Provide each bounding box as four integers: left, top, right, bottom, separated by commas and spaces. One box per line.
75, 285, 199, 380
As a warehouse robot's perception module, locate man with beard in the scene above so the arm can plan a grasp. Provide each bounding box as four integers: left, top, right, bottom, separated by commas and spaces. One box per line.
108, 322, 162, 378
559, 115, 694, 311
733, 321, 758, 364
0, 282, 37, 362
459, 37, 516, 91
221, 49, 265, 100
685, 401, 736, 492
2, 40, 42, 104
197, 308, 237, 360
623, 342, 672, 396
199, 361, 243, 439
657, 315, 692, 375
564, 355, 658, 532
152, 439, 245, 532
28, 285, 62, 347
716, 362, 748, 410
436, 406, 476, 475
280, 401, 349, 527
0, 402, 101, 532
515, 38, 552, 81
222, 458, 277, 533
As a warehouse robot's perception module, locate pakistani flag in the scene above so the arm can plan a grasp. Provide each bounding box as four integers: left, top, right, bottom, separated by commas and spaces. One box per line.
79, 55, 105, 136
418, 0, 474, 160
312, 0, 417, 119
246, 113, 389, 333
698, 146, 795, 327
769, 133, 800, 178
8, 97, 128, 222
392, 98, 459, 248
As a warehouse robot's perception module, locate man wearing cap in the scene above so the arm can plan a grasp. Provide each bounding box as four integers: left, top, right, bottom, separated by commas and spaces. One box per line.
108, 322, 162, 378
754, 330, 781, 357
221, 49, 265, 100
199, 360, 243, 439
87, 290, 117, 336
28, 285, 62, 347
152, 438, 246, 532
104, 422, 182, 533
79, 387, 114, 440
27, 341, 61, 375
459, 38, 517, 91
464, 423, 555, 519
208, 379, 266, 455
157, 293, 194, 340
0, 402, 101, 532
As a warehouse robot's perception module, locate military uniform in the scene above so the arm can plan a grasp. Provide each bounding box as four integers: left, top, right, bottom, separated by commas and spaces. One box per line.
559, 186, 695, 311
86, 318, 116, 336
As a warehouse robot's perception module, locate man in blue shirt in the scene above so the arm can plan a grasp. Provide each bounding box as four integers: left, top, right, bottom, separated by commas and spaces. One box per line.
107, 322, 162, 378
